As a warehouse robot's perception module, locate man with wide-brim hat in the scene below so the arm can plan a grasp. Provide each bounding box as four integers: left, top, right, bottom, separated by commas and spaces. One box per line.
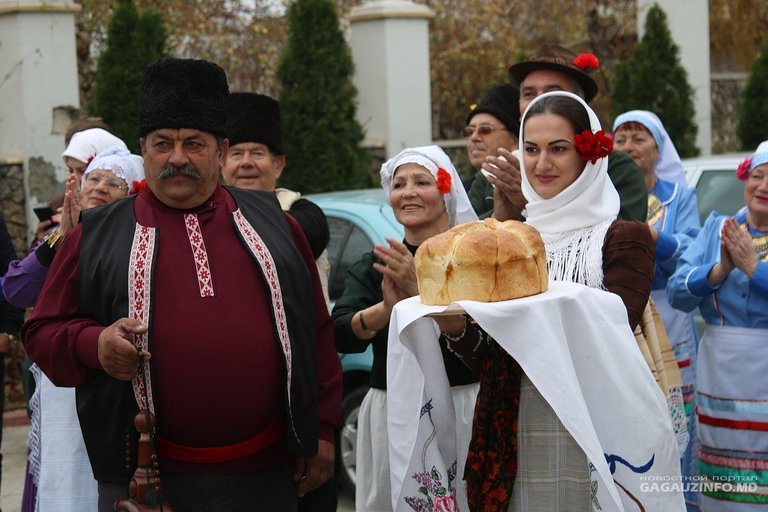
463, 84, 524, 220
22, 58, 342, 512
483, 43, 647, 223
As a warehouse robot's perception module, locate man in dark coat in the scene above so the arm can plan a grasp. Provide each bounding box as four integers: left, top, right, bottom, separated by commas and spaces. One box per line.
22, 58, 342, 512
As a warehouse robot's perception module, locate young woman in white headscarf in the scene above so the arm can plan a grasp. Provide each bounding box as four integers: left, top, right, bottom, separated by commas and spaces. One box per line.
613, 110, 701, 509
444, 92, 656, 512
332, 145, 478, 512
3, 145, 144, 512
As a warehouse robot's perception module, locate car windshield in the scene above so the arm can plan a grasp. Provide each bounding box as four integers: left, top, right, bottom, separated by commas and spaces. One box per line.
694, 170, 745, 225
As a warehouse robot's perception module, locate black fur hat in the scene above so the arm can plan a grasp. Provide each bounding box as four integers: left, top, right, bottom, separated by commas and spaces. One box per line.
138, 59, 229, 138
466, 84, 520, 135
226, 93, 284, 155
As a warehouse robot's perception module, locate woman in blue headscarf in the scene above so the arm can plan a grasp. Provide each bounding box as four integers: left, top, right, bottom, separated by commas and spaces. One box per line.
668, 140, 768, 511
613, 111, 701, 510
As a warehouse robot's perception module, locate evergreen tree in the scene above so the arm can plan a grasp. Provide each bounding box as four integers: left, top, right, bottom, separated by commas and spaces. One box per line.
91, 0, 166, 153
737, 46, 768, 151
611, 4, 699, 157
277, 0, 371, 193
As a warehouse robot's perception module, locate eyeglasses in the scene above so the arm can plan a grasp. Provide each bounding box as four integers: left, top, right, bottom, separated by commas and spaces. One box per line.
462, 124, 509, 138
84, 172, 127, 191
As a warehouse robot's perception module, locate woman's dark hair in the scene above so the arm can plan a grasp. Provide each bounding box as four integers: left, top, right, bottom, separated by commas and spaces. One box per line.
523, 95, 591, 135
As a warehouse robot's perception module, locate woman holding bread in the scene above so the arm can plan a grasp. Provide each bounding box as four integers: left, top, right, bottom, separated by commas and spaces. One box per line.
332, 145, 478, 511
446, 91, 656, 512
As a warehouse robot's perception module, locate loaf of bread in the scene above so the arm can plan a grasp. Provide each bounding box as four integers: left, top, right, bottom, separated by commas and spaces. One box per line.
415, 218, 548, 305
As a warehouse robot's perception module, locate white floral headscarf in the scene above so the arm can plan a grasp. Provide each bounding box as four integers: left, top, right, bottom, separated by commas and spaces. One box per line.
380, 145, 477, 227
83, 146, 145, 194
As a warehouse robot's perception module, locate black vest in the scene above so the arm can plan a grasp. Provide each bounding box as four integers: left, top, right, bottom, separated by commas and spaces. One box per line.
77, 187, 317, 482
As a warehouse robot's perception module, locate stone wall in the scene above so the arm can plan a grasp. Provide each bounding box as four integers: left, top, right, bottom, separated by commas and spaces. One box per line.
0, 160, 28, 259
711, 73, 748, 154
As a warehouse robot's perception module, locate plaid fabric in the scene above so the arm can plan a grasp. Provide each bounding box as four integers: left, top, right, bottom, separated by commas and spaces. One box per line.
511, 375, 591, 511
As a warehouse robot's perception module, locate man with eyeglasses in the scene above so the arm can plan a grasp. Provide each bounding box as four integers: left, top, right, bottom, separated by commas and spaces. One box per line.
222, 93, 332, 309
463, 84, 525, 220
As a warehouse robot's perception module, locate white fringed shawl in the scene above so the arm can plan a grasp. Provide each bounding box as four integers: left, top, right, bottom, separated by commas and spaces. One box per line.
519, 91, 620, 289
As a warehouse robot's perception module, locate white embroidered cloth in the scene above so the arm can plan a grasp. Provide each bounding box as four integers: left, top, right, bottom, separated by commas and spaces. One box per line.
387, 281, 684, 512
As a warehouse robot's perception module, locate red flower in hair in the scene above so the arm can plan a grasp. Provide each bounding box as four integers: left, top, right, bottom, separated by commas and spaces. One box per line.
573, 130, 613, 164
736, 157, 752, 181
131, 179, 147, 195
572, 53, 600, 72
436, 168, 452, 194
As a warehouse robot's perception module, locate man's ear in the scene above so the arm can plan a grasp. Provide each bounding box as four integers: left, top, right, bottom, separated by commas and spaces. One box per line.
140, 138, 146, 157
274, 154, 286, 180
218, 138, 230, 170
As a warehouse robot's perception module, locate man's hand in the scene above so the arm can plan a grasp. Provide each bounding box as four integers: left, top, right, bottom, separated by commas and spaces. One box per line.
486, 148, 526, 221
97, 318, 150, 380
294, 439, 335, 497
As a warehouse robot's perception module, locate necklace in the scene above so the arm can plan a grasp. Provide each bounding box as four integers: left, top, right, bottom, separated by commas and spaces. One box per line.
647, 193, 663, 226
739, 221, 768, 262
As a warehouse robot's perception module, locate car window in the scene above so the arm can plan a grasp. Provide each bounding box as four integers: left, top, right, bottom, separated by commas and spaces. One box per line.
694, 170, 745, 225
327, 217, 375, 301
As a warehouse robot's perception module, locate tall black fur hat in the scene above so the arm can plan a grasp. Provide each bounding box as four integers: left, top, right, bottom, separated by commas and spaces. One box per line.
138, 59, 229, 138
226, 93, 284, 155
466, 84, 520, 134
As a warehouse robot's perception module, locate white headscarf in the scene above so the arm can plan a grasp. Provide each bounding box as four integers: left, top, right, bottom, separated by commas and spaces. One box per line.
380, 145, 477, 227
520, 91, 619, 289
62, 128, 128, 166
83, 146, 145, 194
612, 110, 686, 184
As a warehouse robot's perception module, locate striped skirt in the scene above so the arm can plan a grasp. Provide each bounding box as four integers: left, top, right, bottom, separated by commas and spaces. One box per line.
696, 325, 768, 510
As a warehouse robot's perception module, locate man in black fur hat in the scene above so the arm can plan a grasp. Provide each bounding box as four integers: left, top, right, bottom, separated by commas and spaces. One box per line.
22, 58, 342, 511
223, 93, 332, 309
463, 84, 523, 220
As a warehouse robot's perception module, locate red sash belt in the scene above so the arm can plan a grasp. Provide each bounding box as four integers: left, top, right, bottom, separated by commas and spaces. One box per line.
155, 418, 286, 463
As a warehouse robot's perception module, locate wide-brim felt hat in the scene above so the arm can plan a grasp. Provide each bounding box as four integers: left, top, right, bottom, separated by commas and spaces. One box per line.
509, 44, 599, 103
466, 84, 520, 134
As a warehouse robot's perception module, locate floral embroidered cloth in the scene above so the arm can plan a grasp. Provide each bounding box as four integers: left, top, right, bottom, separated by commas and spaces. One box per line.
387, 281, 685, 512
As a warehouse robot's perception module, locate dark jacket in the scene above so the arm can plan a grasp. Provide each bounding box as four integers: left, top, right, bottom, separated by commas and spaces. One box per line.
76, 188, 319, 481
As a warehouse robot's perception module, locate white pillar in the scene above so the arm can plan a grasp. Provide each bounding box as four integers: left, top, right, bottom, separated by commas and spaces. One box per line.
349, 0, 435, 158
637, 0, 711, 155
0, 0, 81, 238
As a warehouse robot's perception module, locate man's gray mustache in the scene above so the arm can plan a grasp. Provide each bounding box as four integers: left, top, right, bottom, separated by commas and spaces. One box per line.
157, 164, 204, 181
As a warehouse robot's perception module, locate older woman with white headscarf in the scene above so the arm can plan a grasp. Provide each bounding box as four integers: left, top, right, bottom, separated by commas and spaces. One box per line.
613, 110, 701, 509
3, 144, 143, 512
332, 145, 478, 511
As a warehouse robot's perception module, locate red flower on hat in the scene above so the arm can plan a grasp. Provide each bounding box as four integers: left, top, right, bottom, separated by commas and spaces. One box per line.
572, 53, 600, 72
573, 130, 613, 164
436, 168, 452, 194
131, 179, 147, 195
736, 157, 752, 181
